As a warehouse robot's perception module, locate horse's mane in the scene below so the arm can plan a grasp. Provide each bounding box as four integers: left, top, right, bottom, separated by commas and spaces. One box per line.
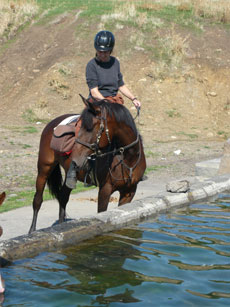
81, 100, 138, 135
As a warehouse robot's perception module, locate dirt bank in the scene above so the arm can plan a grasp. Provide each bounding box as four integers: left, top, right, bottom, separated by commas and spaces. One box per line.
0, 11, 229, 194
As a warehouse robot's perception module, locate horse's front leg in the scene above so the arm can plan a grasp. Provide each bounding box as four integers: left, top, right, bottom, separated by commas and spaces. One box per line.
118, 185, 137, 206
97, 184, 113, 212
58, 183, 73, 223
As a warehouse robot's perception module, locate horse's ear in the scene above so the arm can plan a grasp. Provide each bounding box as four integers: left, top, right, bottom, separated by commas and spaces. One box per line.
79, 94, 89, 107
79, 94, 100, 115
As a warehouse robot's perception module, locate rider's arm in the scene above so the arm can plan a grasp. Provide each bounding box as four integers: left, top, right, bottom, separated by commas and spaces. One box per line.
90, 87, 105, 100
119, 85, 141, 108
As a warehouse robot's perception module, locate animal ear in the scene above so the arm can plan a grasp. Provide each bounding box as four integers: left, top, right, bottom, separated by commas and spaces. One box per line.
79, 94, 89, 107
79, 94, 101, 115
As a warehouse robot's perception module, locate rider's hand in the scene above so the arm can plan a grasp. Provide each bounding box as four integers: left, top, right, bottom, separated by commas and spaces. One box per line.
132, 98, 141, 109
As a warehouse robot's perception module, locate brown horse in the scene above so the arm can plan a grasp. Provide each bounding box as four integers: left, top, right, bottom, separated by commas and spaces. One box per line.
29, 96, 146, 233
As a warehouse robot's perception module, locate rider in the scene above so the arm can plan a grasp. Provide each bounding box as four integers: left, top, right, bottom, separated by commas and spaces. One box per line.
86, 30, 141, 107
66, 30, 141, 189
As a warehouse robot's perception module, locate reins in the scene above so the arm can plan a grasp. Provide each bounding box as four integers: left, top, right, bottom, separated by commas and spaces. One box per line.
133, 106, 140, 121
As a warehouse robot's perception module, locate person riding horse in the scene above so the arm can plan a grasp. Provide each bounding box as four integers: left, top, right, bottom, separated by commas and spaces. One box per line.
66, 30, 141, 189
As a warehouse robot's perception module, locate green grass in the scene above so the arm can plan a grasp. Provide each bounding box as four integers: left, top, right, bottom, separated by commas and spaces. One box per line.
22, 144, 32, 149
217, 131, 228, 139
34, 0, 205, 31
166, 109, 181, 118
161, 5, 196, 26
36, 0, 116, 23
22, 109, 48, 124
177, 131, 198, 139
23, 126, 38, 134
145, 150, 160, 158
4, 125, 39, 134
0, 182, 94, 213
145, 165, 168, 174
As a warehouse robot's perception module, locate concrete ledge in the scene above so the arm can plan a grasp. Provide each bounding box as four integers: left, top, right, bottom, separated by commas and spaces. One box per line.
195, 158, 220, 177
1, 174, 230, 263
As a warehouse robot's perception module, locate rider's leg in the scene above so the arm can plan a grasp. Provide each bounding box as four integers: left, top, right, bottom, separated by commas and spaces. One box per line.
66, 119, 82, 189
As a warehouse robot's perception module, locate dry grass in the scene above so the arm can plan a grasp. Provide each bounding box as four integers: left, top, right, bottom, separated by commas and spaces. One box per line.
0, 0, 39, 42
149, 28, 190, 80
192, 0, 230, 23
160, 30, 189, 65
99, 2, 164, 31
100, 3, 190, 79
129, 0, 230, 23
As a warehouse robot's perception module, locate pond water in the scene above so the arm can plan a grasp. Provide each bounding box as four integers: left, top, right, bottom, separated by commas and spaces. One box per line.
1, 193, 230, 306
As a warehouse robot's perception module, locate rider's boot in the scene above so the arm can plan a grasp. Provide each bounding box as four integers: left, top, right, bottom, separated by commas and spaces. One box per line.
66, 161, 78, 189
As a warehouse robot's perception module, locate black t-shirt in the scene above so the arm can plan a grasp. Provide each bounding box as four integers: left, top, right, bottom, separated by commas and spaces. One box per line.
86, 56, 124, 97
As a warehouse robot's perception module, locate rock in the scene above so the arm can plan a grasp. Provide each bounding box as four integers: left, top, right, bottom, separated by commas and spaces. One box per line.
174, 149, 181, 155
207, 91, 217, 97
218, 138, 230, 175
166, 180, 190, 193
135, 46, 144, 51
207, 132, 214, 138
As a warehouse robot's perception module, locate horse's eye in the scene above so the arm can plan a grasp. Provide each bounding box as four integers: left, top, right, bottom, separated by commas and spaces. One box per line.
88, 109, 96, 116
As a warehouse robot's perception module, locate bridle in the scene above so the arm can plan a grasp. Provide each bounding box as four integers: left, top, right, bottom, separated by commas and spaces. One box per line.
75, 106, 110, 155
75, 106, 140, 158
75, 105, 142, 185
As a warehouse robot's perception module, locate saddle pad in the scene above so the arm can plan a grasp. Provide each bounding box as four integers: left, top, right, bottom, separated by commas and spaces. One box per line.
50, 115, 80, 153
56, 114, 80, 127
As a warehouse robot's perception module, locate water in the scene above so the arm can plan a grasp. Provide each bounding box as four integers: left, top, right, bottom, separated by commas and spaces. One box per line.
1, 193, 230, 306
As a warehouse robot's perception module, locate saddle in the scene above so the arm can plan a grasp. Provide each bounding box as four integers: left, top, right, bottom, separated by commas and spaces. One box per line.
89, 94, 124, 104
50, 115, 80, 155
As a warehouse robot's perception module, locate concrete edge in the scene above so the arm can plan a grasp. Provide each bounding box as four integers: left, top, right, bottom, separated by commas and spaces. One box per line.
1, 174, 230, 263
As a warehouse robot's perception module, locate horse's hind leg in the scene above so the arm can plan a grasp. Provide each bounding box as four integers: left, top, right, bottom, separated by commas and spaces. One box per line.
118, 185, 137, 206
29, 165, 52, 234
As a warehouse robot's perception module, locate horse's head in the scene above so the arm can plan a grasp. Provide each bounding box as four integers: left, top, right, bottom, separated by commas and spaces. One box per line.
71, 95, 115, 169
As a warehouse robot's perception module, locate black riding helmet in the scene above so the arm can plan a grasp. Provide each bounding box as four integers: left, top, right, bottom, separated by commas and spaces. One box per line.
94, 31, 115, 52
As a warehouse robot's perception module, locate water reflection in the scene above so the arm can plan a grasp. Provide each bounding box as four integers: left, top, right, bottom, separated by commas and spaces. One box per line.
56, 229, 144, 301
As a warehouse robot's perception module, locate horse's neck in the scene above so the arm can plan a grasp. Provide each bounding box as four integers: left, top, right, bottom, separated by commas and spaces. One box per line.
115, 126, 139, 152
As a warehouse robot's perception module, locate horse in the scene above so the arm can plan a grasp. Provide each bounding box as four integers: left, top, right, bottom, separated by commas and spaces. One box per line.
29, 95, 146, 233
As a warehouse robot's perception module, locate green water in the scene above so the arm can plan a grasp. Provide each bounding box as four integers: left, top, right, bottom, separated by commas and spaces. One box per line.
1, 193, 230, 306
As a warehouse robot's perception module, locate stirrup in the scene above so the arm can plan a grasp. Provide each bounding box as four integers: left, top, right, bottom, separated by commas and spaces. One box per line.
66, 161, 78, 189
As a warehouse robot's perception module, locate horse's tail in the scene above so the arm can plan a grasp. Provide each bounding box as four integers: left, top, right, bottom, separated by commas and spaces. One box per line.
47, 164, 63, 199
